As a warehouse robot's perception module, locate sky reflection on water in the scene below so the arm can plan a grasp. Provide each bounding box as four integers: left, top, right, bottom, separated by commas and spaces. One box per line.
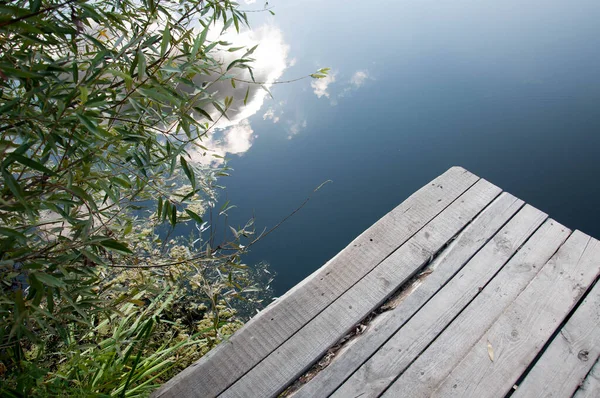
197, 0, 600, 295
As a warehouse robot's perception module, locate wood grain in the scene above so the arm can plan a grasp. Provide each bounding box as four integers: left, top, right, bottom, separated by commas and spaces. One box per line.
293, 193, 524, 398
429, 231, 600, 398
152, 167, 479, 398
513, 281, 600, 397
334, 204, 547, 398
382, 219, 571, 398
219, 179, 501, 398
573, 359, 600, 398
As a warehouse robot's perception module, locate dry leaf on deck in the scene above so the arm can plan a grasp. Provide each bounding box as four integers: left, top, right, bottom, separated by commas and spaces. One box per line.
487, 341, 494, 362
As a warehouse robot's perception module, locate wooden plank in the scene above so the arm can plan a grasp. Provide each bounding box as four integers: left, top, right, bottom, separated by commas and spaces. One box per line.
219, 179, 502, 398
383, 219, 571, 398
153, 166, 479, 398
426, 231, 600, 398
293, 192, 524, 398
574, 359, 600, 398
333, 204, 547, 398
512, 281, 600, 397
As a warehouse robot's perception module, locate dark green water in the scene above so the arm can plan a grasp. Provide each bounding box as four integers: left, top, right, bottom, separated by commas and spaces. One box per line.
216, 0, 600, 295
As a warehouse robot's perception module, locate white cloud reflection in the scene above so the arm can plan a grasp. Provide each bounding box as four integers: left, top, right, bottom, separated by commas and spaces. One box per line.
287, 119, 307, 139
187, 24, 290, 165
190, 119, 255, 165
310, 69, 371, 104
337, 69, 372, 101
263, 108, 279, 123
350, 70, 369, 88
263, 100, 285, 123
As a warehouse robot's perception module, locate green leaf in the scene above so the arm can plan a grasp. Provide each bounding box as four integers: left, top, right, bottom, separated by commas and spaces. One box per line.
9, 153, 56, 176
180, 156, 195, 189
204, 41, 219, 53
220, 200, 230, 212
184, 209, 203, 225
30, 0, 42, 12
218, 74, 236, 82
110, 176, 131, 188
226, 58, 252, 71
233, 13, 240, 33
244, 86, 250, 106
123, 221, 133, 235
161, 200, 170, 223
224, 96, 233, 109
106, 68, 133, 90
261, 84, 273, 99
99, 239, 133, 254
0, 98, 20, 114
69, 185, 99, 212
32, 272, 66, 288
80, 249, 105, 266
161, 64, 181, 74
80, 86, 89, 104
221, 17, 233, 35
137, 50, 146, 80
46, 287, 54, 313
72, 61, 79, 84
246, 65, 256, 82
193, 107, 213, 122
0, 64, 41, 78
76, 113, 100, 136
29, 275, 43, 306
212, 101, 229, 119
157, 196, 163, 220
161, 24, 171, 57
169, 205, 177, 226
2, 169, 26, 203
0, 227, 26, 242
138, 87, 178, 104
133, 154, 147, 177
243, 44, 259, 58
191, 22, 210, 59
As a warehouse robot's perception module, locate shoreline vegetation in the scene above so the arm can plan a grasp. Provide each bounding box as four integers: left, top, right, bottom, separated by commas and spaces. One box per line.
0, 1, 328, 395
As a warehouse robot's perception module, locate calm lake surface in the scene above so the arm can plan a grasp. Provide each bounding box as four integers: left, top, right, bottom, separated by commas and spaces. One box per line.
216, 0, 600, 295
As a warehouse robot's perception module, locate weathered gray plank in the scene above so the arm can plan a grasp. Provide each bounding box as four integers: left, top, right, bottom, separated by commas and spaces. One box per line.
153, 167, 479, 398
513, 281, 600, 397
293, 192, 525, 398
383, 219, 571, 398
334, 204, 547, 398
428, 231, 600, 398
153, 167, 478, 398
219, 179, 502, 398
574, 359, 600, 398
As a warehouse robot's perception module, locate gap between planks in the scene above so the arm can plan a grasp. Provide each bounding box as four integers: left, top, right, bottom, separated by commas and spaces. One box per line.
511, 278, 600, 397
220, 179, 501, 397
332, 204, 548, 398
381, 219, 571, 398
423, 231, 600, 398
573, 357, 600, 398
291, 192, 525, 398
153, 167, 479, 398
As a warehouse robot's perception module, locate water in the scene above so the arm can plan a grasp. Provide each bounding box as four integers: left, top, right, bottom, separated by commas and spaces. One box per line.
214, 0, 600, 295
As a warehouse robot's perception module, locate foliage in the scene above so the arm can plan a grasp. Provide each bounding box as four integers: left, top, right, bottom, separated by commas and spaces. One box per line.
0, 0, 284, 395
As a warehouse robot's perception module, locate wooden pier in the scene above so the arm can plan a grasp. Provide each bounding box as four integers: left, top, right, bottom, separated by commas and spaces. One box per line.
153, 167, 600, 398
